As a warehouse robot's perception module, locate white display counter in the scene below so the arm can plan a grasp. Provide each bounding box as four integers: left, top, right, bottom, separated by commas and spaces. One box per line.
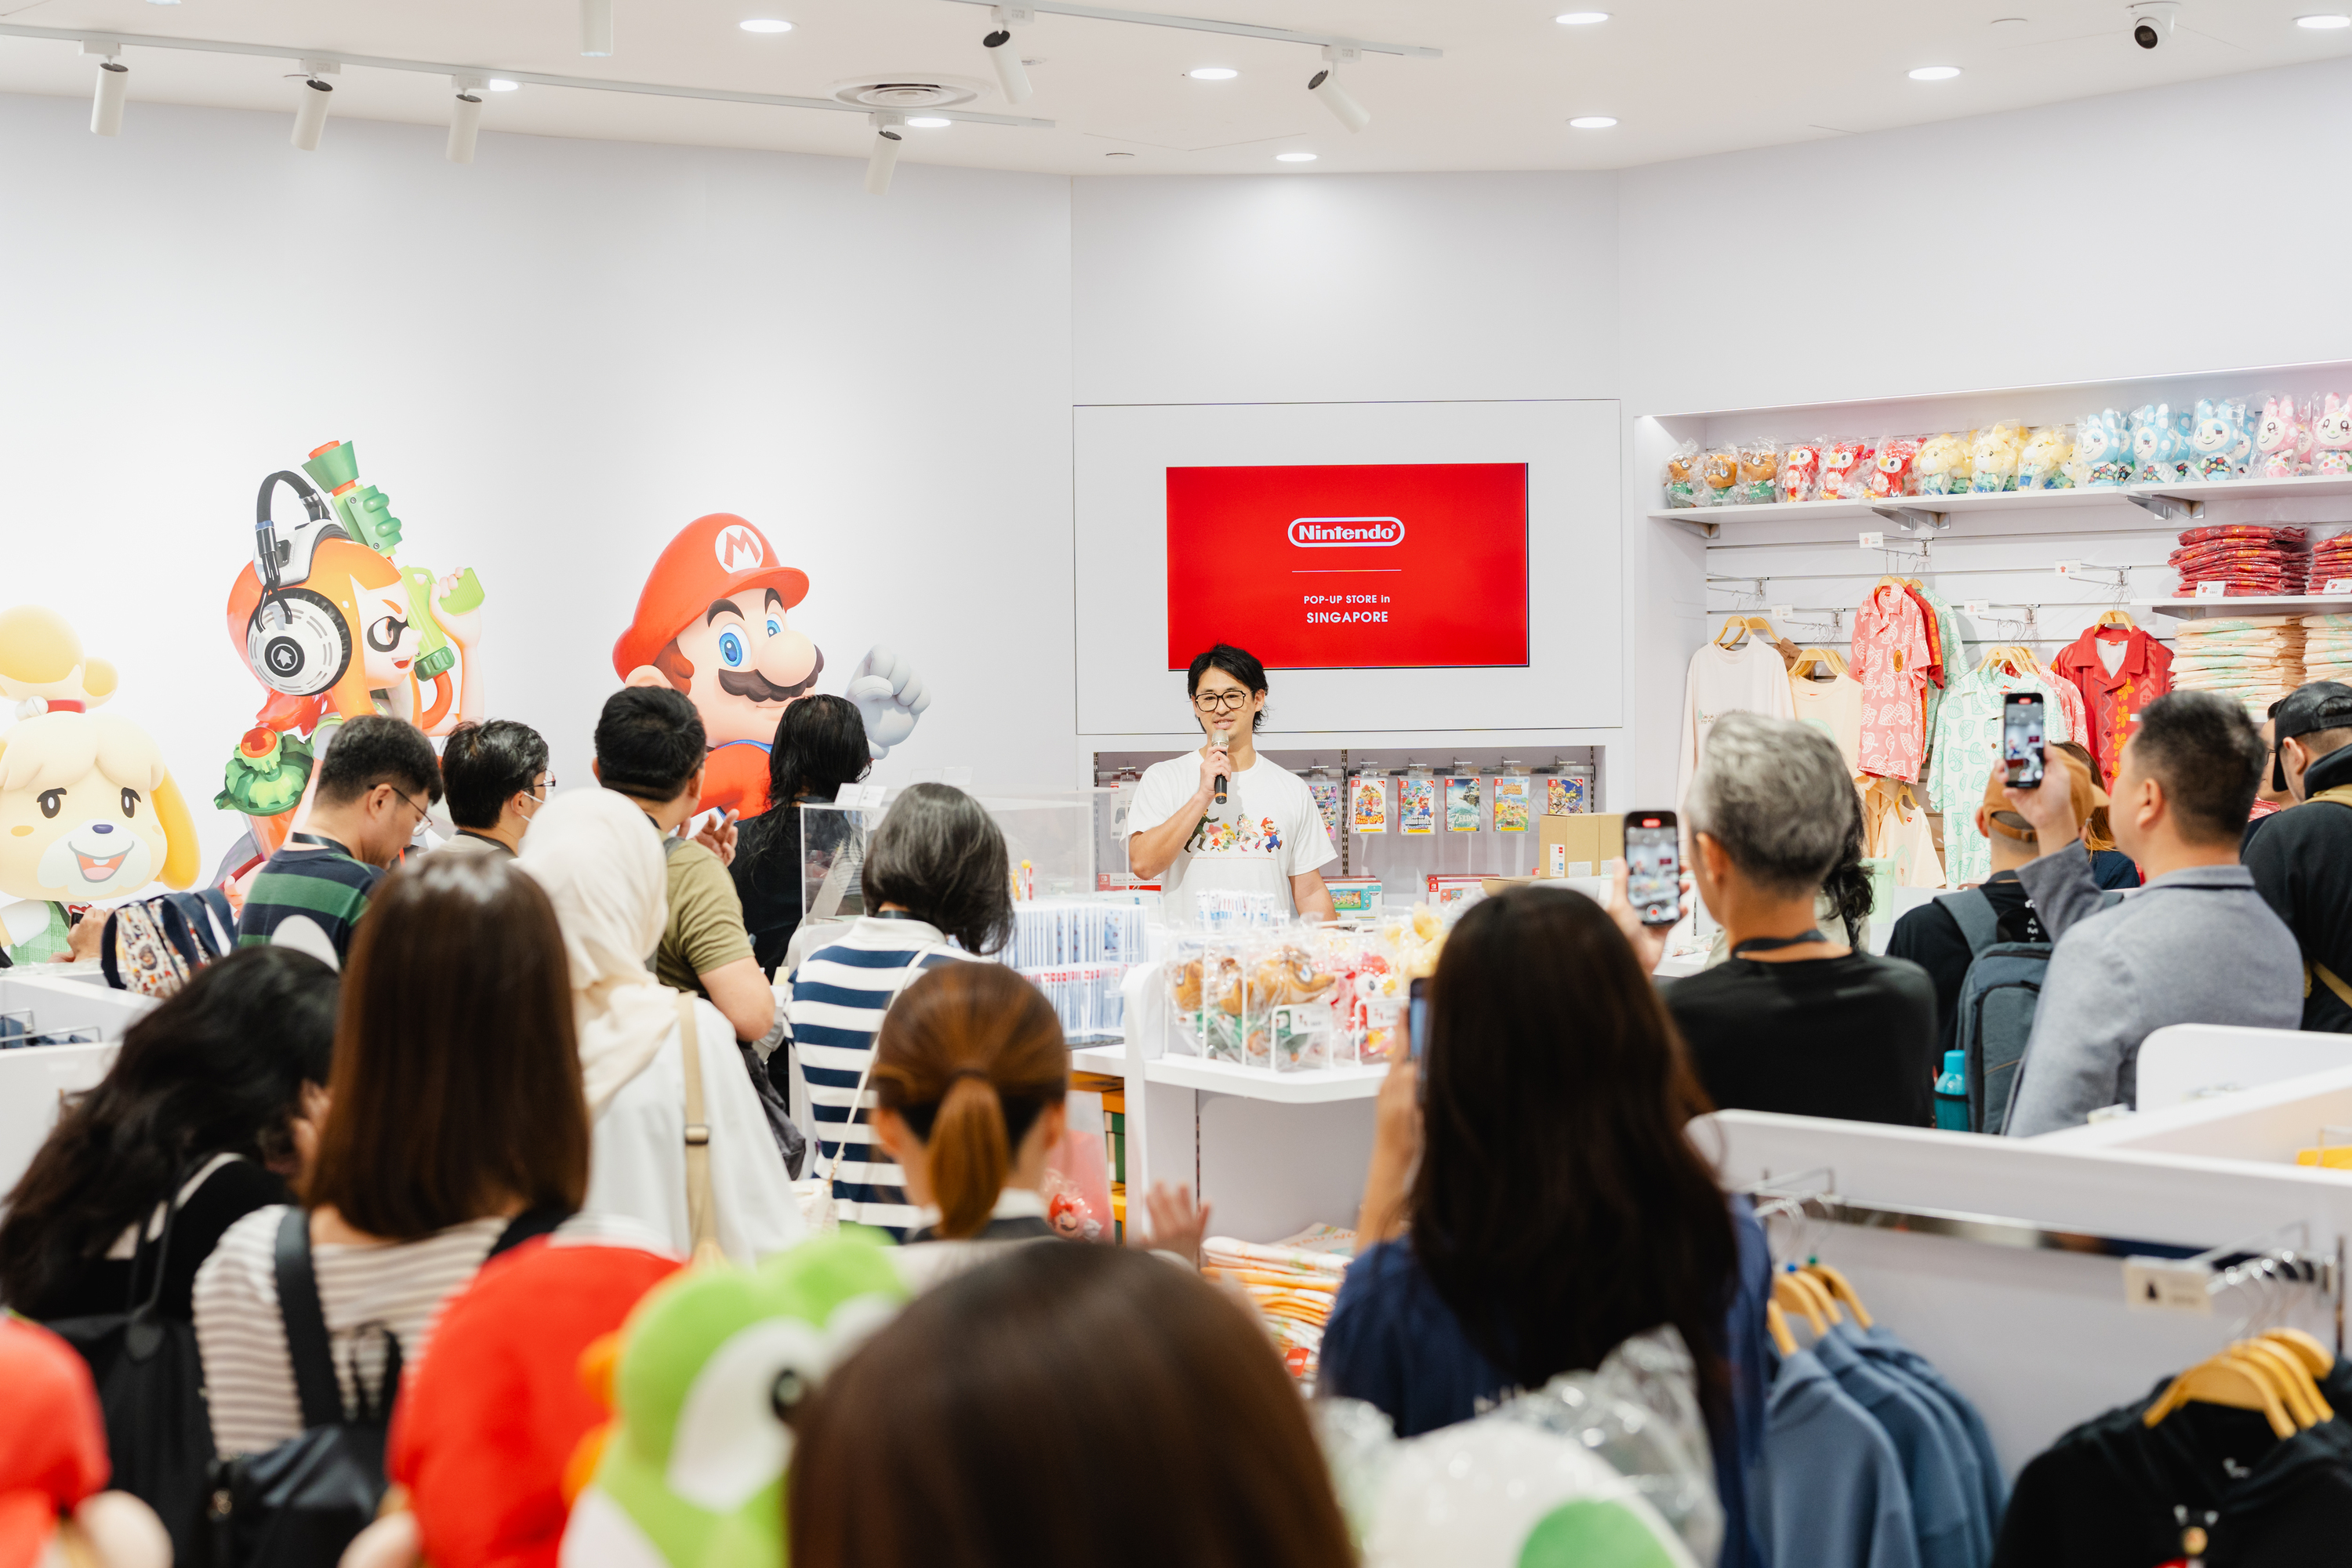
0, 971, 153, 1203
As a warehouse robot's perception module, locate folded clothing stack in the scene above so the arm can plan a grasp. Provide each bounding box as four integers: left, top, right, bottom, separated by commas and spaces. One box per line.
2312, 532, 2352, 591
2169, 615, 2306, 714
1202, 1225, 1354, 1384
2169, 524, 2309, 597
2306, 614, 2352, 685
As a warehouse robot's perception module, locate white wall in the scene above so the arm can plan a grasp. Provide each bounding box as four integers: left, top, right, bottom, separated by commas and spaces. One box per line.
0, 93, 1071, 880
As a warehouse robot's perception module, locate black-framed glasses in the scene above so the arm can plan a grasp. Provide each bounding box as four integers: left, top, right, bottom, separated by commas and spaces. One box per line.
390, 788, 433, 824
1193, 691, 1252, 713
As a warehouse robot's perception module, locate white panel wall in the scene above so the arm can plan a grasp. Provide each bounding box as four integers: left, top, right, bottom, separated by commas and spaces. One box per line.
0, 93, 1072, 879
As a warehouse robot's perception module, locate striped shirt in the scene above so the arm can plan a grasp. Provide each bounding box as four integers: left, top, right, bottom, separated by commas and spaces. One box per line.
234, 833, 382, 966
191, 1206, 654, 1457
779, 916, 964, 1238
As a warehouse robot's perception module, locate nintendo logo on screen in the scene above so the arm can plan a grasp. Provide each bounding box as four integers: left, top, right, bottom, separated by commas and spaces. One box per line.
1288, 516, 1406, 548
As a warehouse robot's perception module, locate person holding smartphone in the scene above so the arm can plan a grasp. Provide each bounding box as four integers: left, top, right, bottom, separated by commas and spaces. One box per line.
1125, 644, 1338, 927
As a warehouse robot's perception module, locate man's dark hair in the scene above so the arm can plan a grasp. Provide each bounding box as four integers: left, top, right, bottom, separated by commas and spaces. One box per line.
1185, 643, 1269, 732
860, 782, 1014, 956
595, 687, 706, 804
440, 719, 550, 829
2129, 690, 2267, 846
314, 714, 443, 808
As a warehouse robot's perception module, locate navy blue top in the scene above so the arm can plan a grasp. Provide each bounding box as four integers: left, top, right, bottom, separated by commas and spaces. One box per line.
1321, 1197, 1773, 1568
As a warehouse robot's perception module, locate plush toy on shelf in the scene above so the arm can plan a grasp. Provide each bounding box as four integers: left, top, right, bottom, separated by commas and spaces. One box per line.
2129, 404, 2192, 485
1697, 448, 1738, 506
2188, 397, 2251, 481
2254, 395, 2308, 479
1734, 441, 1779, 505
2017, 424, 2076, 490
2313, 394, 2352, 477
1867, 436, 1922, 499
1777, 443, 1820, 503
1913, 432, 1971, 496
2073, 408, 2133, 487
1819, 440, 1874, 500
1661, 441, 1700, 509
1968, 422, 2027, 492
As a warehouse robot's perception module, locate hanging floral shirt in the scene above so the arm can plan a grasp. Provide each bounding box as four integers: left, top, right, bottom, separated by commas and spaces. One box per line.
1929, 666, 2076, 887
2049, 627, 2174, 789
1850, 584, 1933, 782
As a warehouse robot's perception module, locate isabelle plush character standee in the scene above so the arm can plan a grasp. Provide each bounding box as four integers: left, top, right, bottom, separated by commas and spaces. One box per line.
0, 606, 117, 721
0, 711, 198, 965
614, 514, 932, 820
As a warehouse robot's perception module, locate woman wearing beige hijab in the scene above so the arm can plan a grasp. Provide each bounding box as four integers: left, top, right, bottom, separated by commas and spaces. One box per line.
519, 789, 803, 1262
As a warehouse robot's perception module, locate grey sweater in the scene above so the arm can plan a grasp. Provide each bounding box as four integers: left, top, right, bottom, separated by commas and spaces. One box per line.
2005, 842, 2303, 1134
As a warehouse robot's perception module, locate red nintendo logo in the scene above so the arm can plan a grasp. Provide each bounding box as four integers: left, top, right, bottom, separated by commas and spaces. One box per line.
1288, 516, 1405, 547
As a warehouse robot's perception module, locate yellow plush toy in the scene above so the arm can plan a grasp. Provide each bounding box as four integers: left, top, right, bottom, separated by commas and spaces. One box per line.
1913, 432, 1972, 497
0, 605, 117, 720
0, 713, 199, 964
1968, 421, 2027, 493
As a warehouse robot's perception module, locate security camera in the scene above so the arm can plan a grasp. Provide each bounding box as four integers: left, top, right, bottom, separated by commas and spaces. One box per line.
2131, 2, 2178, 49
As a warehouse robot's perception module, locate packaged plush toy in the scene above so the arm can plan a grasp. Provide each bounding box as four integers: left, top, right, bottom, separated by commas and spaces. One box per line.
1913, 432, 1971, 496
2187, 397, 2251, 481
1777, 441, 1822, 503
1865, 436, 1921, 499
1661, 441, 1700, 509
1968, 421, 2026, 492
2016, 424, 2075, 490
1697, 446, 1739, 506
2073, 408, 2132, 487
1818, 439, 1875, 501
2129, 403, 2193, 485
2314, 394, 2352, 477
1733, 441, 1779, 505
2253, 394, 2307, 479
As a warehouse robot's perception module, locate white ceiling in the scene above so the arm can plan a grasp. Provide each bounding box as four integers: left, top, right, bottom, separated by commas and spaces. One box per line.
2, 0, 2347, 176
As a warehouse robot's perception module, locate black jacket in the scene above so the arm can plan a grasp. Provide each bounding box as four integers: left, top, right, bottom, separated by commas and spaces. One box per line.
2242, 743, 2352, 1034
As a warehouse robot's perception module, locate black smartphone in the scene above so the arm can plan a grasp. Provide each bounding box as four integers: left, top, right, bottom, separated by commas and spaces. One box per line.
2003, 693, 2047, 789
1408, 977, 1429, 1061
1625, 811, 1682, 927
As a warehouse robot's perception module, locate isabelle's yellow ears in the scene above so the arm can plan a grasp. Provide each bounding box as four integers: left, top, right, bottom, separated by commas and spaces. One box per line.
153, 769, 200, 890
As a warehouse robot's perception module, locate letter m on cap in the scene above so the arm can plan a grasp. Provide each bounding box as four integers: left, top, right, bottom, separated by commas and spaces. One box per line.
714, 524, 766, 572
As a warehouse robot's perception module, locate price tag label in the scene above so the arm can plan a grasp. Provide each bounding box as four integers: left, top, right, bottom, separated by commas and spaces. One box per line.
2123, 1258, 2213, 1316
1770, 604, 1793, 621
2194, 581, 2227, 599
1859, 532, 1885, 550
1962, 601, 1989, 615
2328, 578, 2352, 594
2055, 559, 2083, 577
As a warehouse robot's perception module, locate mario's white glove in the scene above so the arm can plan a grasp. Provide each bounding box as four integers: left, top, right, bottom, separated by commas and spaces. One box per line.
847, 644, 931, 760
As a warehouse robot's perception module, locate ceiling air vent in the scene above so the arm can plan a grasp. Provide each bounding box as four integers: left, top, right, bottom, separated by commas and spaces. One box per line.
830, 78, 981, 111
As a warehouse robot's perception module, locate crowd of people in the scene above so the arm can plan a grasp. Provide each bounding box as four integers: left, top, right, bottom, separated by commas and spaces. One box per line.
5, 659, 2351, 1568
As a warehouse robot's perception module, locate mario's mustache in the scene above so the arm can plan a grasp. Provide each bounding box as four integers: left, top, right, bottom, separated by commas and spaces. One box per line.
717, 646, 822, 703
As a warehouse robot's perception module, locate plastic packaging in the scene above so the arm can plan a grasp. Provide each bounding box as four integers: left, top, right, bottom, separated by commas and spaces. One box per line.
2312, 394, 2352, 477
1912, 431, 1972, 496
1734, 440, 1780, 505
1819, 439, 1875, 501
2074, 408, 2132, 488
2130, 403, 2190, 485
2187, 396, 2251, 481
1867, 435, 1922, 499
2254, 394, 2307, 479
2016, 423, 2076, 490
1661, 440, 1700, 509
1968, 420, 2026, 492
1777, 441, 1823, 503
1697, 446, 1739, 506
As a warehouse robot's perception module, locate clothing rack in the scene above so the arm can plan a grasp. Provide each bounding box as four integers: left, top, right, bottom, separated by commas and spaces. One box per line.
1742, 1168, 2346, 1351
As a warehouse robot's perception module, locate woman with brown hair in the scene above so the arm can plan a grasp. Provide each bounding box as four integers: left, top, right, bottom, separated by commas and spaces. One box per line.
191, 855, 593, 1457
788, 1242, 1352, 1568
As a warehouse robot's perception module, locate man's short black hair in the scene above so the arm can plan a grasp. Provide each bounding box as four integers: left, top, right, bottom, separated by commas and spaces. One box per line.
1185, 643, 1269, 732
314, 714, 442, 808
595, 687, 706, 804
440, 719, 550, 829
2129, 690, 2267, 846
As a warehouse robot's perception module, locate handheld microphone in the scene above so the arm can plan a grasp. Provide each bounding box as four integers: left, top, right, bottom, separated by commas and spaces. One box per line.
1211, 724, 1229, 807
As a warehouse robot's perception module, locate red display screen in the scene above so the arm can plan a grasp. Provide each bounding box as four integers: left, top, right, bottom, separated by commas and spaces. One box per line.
1164, 463, 1530, 670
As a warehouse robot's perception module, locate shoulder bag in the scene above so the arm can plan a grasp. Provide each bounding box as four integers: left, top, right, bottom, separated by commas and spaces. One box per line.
675, 992, 728, 1268
791, 945, 945, 1235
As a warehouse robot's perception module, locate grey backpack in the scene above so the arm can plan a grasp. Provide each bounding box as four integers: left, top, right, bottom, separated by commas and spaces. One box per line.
1942, 885, 2119, 1134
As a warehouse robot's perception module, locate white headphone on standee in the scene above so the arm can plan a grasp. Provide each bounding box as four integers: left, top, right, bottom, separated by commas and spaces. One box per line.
245, 470, 354, 697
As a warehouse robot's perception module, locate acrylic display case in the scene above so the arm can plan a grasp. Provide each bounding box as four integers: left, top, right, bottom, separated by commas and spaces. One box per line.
798, 789, 1105, 920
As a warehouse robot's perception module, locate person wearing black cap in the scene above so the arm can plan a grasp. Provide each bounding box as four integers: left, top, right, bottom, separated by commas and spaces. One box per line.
2243, 681, 2352, 1033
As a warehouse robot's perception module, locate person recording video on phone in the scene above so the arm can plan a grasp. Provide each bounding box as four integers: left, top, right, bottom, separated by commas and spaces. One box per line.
1126, 644, 1338, 926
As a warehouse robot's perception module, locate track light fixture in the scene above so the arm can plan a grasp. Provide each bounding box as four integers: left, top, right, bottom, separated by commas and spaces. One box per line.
86, 44, 128, 136
866, 112, 904, 194
290, 65, 335, 151
581, 0, 614, 57
1307, 45, 1368, 133
983, 5, 1034, 103
447, 76, 484, 162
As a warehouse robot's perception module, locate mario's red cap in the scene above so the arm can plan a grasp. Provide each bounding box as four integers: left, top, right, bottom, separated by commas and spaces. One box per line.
612, 514, 811, 679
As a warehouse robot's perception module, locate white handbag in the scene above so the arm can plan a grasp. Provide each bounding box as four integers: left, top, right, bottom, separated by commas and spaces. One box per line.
791, 945, 943, 1234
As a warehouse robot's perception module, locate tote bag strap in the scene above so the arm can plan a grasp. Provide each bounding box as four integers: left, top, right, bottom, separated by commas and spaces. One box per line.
815, 945, 946, 1192
675, 993, 726, 1266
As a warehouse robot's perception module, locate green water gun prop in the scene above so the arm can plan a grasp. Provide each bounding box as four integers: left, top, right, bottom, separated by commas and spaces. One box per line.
299, 439, 404, 555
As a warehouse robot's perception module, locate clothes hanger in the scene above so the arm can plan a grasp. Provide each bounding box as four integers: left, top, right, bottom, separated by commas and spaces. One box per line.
1789, 647, 1847, 681
1765, 1299, 1799, 1357
2231, 1341, 2327, 1427
1715, 615, 1753, 649
2260, 1327, 2337, 1382
2143, 1354, 2299, 1439
1779, 1266, 1843, 1327
1770, 1272, 1828, 1335
1805, 1262, 1875, 1330
2096, 609, 2136, 630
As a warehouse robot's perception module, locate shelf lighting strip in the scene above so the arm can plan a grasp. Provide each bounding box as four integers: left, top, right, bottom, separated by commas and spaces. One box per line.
0, 21, 1059, 129
937, 0, 1443, 58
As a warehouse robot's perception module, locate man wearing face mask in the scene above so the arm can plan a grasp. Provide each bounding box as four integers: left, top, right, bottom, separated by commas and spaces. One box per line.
2243, 681, 2352, 1033
423, 719, 550, 862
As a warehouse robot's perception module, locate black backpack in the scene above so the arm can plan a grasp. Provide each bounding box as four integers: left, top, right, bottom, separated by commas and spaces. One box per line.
43, 1163, 220, 1568
204, 1205, 569, 1568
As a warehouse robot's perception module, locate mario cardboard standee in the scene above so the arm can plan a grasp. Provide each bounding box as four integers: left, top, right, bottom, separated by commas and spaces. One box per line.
614, 515, 931, 820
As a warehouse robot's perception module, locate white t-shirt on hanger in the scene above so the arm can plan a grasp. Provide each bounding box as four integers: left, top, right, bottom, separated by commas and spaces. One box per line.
1791, 669, 1867, 777
1676, 639, 1798, 810
1127, 751, 1338, 927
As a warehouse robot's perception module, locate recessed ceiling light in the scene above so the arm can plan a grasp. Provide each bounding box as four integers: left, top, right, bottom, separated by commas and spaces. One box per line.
1276, 151, 1317, 162
487, 78, 520, 91
2299, 13, 2352, 26
1908, 64, 1962, 79
905, 115, 951, 128
1187, 66, 1239, 80
1568, 114, 1617, 129
1555, 11, 1610, 23
739, 18, 793, 33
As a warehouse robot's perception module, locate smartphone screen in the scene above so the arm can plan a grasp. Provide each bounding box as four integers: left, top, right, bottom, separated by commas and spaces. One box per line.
2003, 694, 2047, 789
1408, 977, 1429, 1062
1625, 812, 1681, 927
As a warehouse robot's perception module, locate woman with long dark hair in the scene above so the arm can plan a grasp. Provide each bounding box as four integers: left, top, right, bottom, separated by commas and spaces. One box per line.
1322, 884, 1771, 1567
0, 947, 337, 1322
731, 693, 872, 978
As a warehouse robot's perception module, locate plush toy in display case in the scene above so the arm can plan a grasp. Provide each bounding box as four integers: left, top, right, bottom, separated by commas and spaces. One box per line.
2255, 394, 2312, 478
1912, 431, 1971, 496
1661, 441, 1700, 509
1775, 441, 1820, 503
2314, 394, 2352, 476
2016, 424, 2075, 490
1866, 436, 1921, 499
1968, 421, 2026, 492
2074, 408, 2133, 487
2188, 397, 2252, 481
1733, 441, 1778, 505
1696, 447, 1738, 506
2128, 404, 2184, 485
1819, 439, 1874, 500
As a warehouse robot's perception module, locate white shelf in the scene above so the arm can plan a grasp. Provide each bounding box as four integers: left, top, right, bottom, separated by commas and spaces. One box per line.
1069, 1043, 1388, 1103
1649, 474, 2352, 528
2137, 474, 2352, 506
2136, 597, 2352, 622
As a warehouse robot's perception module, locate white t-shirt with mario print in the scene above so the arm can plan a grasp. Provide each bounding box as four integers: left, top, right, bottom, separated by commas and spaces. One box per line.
1127, 751, 1338, 927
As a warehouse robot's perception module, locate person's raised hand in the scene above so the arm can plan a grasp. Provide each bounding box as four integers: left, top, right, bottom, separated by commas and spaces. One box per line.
1605, 861, 1675, 974
1137, 1181, 1212, 1267
2001, 761, 2082, 852
695, 808, 740, 866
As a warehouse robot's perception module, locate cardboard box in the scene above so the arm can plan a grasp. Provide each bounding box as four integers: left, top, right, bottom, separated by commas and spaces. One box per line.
1537, 812, 1624, 879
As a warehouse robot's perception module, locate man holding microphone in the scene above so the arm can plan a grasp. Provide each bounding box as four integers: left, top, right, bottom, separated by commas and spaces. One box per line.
1126, 643, 1339, 925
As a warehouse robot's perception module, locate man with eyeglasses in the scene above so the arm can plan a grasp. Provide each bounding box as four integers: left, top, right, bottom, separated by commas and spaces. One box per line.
425, 718, 551, 862
236, 714, 442, 968
1127, 643, 1338, 925
2244, 681, 2352, 1033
